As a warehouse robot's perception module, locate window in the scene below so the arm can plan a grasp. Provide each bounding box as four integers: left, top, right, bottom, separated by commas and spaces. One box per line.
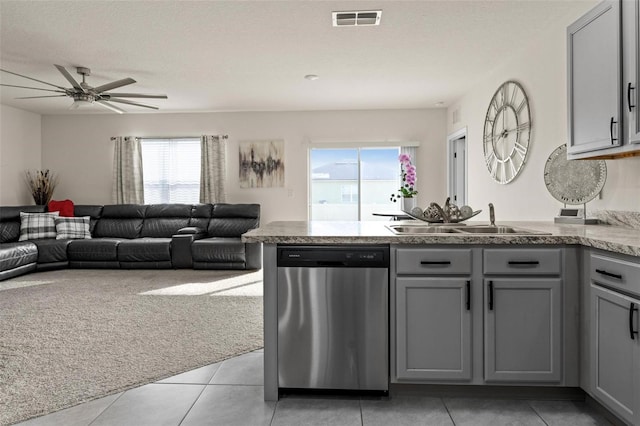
140, 138, 201, 204
309, 147, 402, 221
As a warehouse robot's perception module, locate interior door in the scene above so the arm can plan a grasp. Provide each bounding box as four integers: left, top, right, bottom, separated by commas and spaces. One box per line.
449, 137, 466, 205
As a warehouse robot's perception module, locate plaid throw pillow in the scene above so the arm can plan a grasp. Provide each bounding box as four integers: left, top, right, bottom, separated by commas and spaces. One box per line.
19, 211, 60, 241
54, 216, 91, 240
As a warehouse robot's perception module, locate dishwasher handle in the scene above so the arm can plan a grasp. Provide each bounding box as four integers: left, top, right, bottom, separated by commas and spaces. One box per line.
317, 260, 347, 267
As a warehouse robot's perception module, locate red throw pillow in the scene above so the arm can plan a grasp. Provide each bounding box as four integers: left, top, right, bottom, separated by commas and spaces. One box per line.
48, 199, 75, 217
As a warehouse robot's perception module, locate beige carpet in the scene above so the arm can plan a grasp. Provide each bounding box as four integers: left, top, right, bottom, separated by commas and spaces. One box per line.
0, 268, 264, 426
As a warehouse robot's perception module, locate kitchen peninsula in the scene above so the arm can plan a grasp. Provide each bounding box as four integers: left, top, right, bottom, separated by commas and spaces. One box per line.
243, 219, 640, 425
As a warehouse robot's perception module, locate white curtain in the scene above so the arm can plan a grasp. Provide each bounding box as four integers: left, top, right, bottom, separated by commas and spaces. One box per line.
111, 136, 144, 204
200, 135, 227, 203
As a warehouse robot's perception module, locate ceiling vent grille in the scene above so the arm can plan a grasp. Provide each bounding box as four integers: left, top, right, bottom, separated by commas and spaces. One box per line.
332, 10, 381, 27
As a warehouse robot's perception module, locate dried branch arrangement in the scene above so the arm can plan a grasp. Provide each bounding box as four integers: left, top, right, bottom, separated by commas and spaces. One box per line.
25, 169, 58, 205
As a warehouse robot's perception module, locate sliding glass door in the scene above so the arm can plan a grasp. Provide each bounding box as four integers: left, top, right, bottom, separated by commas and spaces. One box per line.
309, 147, 400, 221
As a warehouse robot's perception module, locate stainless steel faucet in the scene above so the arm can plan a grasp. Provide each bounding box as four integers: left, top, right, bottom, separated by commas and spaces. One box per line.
489, 203, 496, 226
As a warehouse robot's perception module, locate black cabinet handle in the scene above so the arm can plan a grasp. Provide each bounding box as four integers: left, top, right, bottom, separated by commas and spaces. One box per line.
466, 280, 471, 311
628, 82, 636, 112
610, 117, 618, 144
630, 303, 638, 340
488, 281, 494, 311
508, 260, 540, 266
595, 269, 623, 280
420, 261, 451, 265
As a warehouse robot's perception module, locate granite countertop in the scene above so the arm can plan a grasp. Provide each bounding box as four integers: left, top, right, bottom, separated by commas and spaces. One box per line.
242, 220, 640, 257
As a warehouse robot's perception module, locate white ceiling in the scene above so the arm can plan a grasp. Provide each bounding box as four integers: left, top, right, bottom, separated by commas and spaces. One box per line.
0, 0, 593, 115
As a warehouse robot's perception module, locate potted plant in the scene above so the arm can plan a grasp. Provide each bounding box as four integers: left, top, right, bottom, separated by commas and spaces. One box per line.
389, 153, 418, 212
25, 169, 58, 205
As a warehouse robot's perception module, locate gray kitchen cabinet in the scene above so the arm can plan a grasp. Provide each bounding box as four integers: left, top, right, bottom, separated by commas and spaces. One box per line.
396, 277, 472, 381
393, 246, 574, 386
623, 0, 640, 145
588, 251, 640, 425
567, 0, 622, 156
394, 248, 473, 382
568, 0, 640, 159
484, 278, 562, 382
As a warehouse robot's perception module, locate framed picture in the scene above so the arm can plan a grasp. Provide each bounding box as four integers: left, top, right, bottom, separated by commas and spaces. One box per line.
239, 139, 285, 188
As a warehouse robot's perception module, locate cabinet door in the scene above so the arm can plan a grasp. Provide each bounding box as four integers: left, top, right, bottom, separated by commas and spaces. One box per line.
484, 278, 562, 382
623, 0, 640, 144
567, 0, 622, 154
590, 285, 639, 425
396, 277, 472, 381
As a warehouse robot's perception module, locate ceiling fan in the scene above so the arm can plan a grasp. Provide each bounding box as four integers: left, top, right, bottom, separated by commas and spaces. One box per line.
0, 65, 167, 113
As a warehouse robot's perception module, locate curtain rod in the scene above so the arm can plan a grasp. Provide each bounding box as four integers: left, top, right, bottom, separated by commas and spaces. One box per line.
110, 135, 228, 141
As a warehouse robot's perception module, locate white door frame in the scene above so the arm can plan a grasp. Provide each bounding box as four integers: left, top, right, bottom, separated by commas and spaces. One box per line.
447, 127, 468, 206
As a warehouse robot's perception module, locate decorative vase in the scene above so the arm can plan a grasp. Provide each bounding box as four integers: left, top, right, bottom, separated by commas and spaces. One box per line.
401, 197, 416, 213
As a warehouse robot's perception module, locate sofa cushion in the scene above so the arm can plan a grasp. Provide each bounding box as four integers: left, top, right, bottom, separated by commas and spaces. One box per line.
48, 199, 75, 217
19, 211, 59, 241
93, 204, 146, 238
207, 204, 260, 237
31, 239, 71, 263
189, 204, 212, 230
74, 205, 103, 233
0, 242, 38, 272
68, 238, 121, 262
1, 205, 46, 243
55, 216, 91, 240
191, 237, 246, 263
141, 204, 191, 238
118, 238, 171, 262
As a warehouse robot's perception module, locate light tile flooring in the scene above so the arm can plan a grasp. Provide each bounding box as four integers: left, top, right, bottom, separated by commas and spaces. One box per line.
17, 350, 614, 426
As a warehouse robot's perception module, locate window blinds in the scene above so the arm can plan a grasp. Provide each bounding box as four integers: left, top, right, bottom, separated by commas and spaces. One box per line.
140, 138, 201, 204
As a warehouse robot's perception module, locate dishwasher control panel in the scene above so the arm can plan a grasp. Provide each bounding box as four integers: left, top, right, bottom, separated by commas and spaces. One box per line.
277, 245, 389, 268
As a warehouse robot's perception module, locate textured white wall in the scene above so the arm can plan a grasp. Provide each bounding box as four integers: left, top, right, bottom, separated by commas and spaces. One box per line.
41, 109, 447, 224
446, 3, 640, 221
0, 104, 42, 205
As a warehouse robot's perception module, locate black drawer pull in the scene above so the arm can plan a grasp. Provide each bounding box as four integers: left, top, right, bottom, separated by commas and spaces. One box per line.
488, 281, 494, 311
466, 280, 471, 311
628, 82, 636, 112
630, 303, 638, 340
508, 261, 540, 266
595, 269, 623, 280
420, 261, 451, 265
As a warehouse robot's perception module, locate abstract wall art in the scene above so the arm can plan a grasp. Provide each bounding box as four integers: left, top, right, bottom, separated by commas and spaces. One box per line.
239, 139, 285, 188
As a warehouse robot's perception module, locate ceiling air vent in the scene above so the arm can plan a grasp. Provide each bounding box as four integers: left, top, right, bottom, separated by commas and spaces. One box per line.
332, 10, 381, 27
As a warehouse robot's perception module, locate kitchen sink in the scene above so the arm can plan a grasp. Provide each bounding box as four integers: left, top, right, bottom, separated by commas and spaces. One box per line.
386, 226, 460, 234
386, 224, 551, 235
457, 226, 548, 234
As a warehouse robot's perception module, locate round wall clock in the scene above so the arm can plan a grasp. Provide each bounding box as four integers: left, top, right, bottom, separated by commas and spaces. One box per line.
483, 80, 532, 184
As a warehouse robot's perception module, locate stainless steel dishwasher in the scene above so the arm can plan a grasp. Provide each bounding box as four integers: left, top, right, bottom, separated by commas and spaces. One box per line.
276, 245, 389, 393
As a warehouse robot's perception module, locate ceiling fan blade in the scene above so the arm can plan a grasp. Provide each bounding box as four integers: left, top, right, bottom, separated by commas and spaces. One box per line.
102, 93, 168, 99
54, 64, 85, 92
1, 68, 68, 90
15, 95, 67, 99
95, 100, 125, 114
93, 78, 136, 94
106, 97, 159, 110
0, 83, 66, 93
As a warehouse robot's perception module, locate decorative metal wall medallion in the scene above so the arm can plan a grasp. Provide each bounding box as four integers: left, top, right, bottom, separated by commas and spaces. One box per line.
544, 144, 607, 205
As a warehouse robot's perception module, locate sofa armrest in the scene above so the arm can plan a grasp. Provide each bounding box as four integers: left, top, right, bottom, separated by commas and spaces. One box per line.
177, 226, 207, 239
245, 242, 262, 270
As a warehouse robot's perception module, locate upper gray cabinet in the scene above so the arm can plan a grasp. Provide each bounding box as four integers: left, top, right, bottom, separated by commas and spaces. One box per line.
567, 0, 640, 159
623, 0, 640, 145
567, 1, 622, 156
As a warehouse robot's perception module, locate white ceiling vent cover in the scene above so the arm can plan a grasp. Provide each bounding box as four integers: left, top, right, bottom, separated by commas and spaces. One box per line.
332, 10, 381, 27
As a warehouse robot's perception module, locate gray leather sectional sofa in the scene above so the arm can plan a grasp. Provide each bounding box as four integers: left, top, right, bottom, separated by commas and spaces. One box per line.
0, 203, 261, 281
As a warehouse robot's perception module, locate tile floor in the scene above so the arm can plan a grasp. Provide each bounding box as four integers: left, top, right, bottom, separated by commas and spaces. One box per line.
17, 349, 614, 426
